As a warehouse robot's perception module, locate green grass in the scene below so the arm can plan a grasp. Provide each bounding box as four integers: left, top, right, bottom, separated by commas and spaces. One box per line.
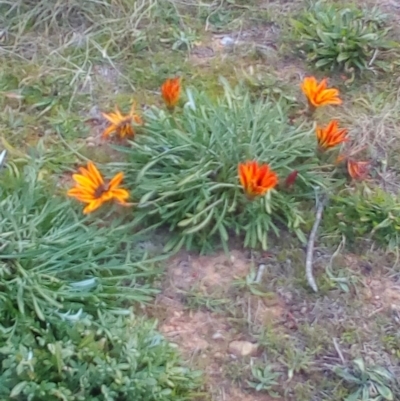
0, 160, 164, 325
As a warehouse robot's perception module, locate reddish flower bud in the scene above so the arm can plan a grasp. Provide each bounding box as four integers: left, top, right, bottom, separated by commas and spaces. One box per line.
284, 170, 298, 188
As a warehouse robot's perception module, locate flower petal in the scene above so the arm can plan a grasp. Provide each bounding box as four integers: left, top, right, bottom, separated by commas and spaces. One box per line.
72, 174, 98, 191
102, 111, 120, 124
108, 172, 124, 190
83, 199, 104, 214
102, 124, 117, 138
111, 188, 130, 202
87, 162, 104, 187
67, 188, 94, 202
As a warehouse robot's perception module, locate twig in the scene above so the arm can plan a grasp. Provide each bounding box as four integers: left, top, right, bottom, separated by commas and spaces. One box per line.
368, 49, 378, 67
326, 235, 346, 276
333, 338, 345, 364
255, 263, 266, 283
305, 194, 327, 292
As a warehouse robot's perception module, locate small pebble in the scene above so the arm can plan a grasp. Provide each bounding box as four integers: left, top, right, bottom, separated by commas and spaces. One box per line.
220, 36, 235, 47
88, 105, 102, 119
228, 340, 258, 357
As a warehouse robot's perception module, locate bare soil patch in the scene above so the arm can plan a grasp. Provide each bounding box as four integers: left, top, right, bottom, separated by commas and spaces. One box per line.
151, 249, 286, 401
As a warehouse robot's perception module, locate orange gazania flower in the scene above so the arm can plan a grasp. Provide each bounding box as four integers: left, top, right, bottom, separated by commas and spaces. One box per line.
347, 159, 370, 181
238, 161, 278, 198
68, 161, 129, 214
161, 77, 181, 111
301, 76, 342, 111
316, 120, 348, 150
101, 104, 143, 139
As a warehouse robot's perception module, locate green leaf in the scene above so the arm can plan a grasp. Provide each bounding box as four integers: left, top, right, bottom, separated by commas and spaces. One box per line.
375, 384, 393, 400
344, 388, 362, 401
372, 366, 394, 381
337, 52, 351, 62
10, 381, 28, 398
315, 58, 333, 68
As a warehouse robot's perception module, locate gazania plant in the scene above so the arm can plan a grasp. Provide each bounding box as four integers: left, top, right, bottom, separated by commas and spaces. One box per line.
0, 162, 161, 324
114, 80, 336, 252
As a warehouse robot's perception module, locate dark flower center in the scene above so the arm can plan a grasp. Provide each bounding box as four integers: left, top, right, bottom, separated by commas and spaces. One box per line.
94, 183, 110, 198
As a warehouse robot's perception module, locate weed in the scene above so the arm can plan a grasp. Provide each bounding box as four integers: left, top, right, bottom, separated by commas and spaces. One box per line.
224, 360, 248, 385
247, 360, 281, 395
291, 0, 398, 74
324, 185, 400, 250
232, 266, 275, 297
0, 312, 202, 401
279, 346, 315, 381
334, 358, 398, 401
183, 288, 230, 312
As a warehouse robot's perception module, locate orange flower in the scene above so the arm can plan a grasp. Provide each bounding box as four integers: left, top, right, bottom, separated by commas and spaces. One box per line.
238, 161, 278, 197
68, 161, 129, 214
347, 159, 370, 180
101, 104, 142, 139
161, 77, 181, 111
301, 76, 342, 111
316, 120, 348, 150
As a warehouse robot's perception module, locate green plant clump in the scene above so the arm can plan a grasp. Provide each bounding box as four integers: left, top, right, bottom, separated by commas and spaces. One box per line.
334, 358, 397, 401
0, 162, 160, 325
117, 80, 336, 253
323, 185, 400, 249
0, 313, 202, 401
291, 0, 397, 73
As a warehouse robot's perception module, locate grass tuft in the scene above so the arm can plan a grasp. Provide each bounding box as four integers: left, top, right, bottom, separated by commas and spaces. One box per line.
0, 161, 162, 324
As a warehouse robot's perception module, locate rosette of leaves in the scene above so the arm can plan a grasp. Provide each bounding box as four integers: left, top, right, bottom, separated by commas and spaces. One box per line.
0, 162, 160, 325
0, 313, 202, 401
117, 79, 337, 252
334, 358, 397, 401
291, 1, 397, 73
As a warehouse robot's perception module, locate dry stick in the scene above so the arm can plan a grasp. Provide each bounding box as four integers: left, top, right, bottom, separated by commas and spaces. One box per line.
333, 337, 345, 364
255, 263, 266, 284
305, 196, 327, 292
